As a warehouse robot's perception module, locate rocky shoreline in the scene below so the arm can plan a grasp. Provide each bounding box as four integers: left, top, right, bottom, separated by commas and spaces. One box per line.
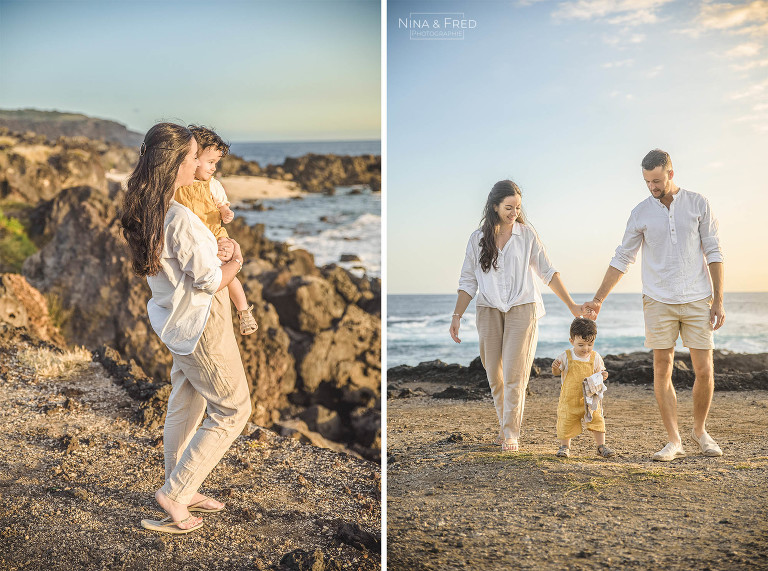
0, 126, 381, 463
0, 113, 382, 196
218, 152, 381, 194
388, 350, 768, 401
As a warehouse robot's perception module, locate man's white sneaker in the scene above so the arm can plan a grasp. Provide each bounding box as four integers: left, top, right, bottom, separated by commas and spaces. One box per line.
652, 442, 686, 462
691, 429, 723, 457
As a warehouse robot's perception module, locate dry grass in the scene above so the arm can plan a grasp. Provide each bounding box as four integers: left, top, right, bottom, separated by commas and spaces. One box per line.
11, 144, 53, 163
17, 346, 92, 378
0, 135, 19, 148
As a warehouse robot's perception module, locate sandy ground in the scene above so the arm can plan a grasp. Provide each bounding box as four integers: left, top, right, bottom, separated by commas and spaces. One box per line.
106, 172, 303, 201
387, 376, 768, 570
0, 343, 380, 571
217, 176, 303, 201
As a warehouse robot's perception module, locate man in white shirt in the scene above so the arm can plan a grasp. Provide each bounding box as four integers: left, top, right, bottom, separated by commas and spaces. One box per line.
585, 149, 725, 462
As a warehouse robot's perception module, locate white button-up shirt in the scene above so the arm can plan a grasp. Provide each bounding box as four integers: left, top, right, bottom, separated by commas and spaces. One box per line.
610, 188, 723, 304
147, 201, 223, 355
458, 224, 557, 317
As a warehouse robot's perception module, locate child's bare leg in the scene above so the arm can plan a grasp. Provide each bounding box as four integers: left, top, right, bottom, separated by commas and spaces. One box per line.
228, 277, 249, 311
590, 430, 606, 446
559, 438, 571, 448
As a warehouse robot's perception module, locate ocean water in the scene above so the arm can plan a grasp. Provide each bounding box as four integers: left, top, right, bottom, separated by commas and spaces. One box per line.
387, 293, 768, 368
229, 140, 380, 166
237, 187, 380, 277
229, 140, 381, 278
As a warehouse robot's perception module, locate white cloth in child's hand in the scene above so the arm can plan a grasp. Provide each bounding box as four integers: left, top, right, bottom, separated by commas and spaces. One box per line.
582, 372, 607, 421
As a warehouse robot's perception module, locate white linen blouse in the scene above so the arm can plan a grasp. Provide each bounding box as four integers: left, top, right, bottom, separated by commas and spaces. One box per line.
458, 224, 557, 318
146, 200, 223, 355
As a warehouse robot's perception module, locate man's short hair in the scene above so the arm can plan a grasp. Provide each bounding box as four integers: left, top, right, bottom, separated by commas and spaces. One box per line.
188, 125, 230, 157
641, 148, 672, 172
570, 317, 597, 342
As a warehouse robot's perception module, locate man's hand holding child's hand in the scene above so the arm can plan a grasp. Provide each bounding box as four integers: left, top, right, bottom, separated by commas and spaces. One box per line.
552, 358, 562, 374
601, 370, 609, 381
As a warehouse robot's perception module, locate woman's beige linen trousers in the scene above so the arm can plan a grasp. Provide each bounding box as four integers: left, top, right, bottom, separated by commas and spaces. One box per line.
476, 303, 538, 444
161, 288, 251, 504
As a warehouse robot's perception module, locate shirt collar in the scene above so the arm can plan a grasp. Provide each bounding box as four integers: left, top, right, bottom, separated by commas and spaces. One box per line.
651, 188, 681, 207
511, 222, 523, 235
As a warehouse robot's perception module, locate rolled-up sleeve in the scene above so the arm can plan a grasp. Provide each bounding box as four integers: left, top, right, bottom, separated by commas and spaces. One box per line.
210, 178, 230, 207
529, 234, 557, 285
610, 211, 642, 273
172, 226, 222, 295
699, 198, 723, 264
458, 235, 478, 297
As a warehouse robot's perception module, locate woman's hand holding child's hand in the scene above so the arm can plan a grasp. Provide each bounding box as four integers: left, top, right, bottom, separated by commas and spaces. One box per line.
217, 237, 234, 262
601, 370, 609, 381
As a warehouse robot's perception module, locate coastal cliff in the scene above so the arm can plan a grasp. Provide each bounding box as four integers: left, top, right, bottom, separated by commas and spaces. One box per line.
0, 125, 381, 463
0, 109, 144, 148
0, 109, 382, 194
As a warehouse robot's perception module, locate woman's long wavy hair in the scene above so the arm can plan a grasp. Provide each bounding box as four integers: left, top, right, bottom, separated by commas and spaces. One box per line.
120, 123, 194, 277
479, 180, 527, 272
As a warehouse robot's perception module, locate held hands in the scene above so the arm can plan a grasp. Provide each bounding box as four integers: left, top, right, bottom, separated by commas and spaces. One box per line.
569, 302, 598, 320
219, 205, 235, 224
217, 237, 234, 262
551, 358, 562, 374
449, 315, 461, 344
602, 370, 609, 381
582, 299, 602, 321
217, 237, 242, 264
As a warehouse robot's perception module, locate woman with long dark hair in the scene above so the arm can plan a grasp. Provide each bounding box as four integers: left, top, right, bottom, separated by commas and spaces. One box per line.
450, 180, 587, 452
121, 123, 251, 534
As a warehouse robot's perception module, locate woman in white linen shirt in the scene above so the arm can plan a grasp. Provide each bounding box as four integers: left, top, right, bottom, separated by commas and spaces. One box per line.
121, 123, 251, 534
450, 180, 589, 452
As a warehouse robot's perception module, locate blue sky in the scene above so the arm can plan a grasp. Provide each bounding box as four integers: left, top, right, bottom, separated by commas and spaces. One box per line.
0, 0, 381, 141
388, 0, 768, 294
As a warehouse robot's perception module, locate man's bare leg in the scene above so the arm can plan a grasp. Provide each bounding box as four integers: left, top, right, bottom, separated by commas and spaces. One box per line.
689, 348, 714, 437
653, 348, 680, 445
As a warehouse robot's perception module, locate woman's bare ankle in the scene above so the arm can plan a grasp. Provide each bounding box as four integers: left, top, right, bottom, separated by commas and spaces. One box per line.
155, 489, 200, 527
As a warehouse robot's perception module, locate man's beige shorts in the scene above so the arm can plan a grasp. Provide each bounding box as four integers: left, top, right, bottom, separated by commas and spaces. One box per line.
642, 295, 714, 350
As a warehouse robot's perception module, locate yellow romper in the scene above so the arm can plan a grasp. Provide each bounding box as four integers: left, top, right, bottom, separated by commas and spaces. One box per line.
556, 350, 605, 440
174, 180, 229, 239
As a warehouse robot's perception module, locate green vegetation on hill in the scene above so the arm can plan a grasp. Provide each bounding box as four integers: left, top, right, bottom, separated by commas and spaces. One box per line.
0, 206, 37, 273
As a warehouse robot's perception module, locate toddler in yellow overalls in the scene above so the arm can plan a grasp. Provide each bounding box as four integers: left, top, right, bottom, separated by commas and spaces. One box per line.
551, 318, 614, 458
174, 126, 258, 335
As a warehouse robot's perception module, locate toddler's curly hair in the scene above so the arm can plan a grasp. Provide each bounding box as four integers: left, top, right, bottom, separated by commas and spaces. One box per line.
570, 317, 597, 342
188, 125, 230, 157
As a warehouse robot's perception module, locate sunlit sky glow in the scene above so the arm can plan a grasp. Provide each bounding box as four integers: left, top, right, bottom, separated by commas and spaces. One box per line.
0, 0, 381, 141
388, 0, 768, 294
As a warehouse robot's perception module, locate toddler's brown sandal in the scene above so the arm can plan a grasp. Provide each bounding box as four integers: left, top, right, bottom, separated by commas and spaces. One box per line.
238, 305, 258, 335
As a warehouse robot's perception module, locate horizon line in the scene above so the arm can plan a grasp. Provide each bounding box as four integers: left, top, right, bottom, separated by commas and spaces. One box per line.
230, 138, 381, 144
387, 291, 768, 296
